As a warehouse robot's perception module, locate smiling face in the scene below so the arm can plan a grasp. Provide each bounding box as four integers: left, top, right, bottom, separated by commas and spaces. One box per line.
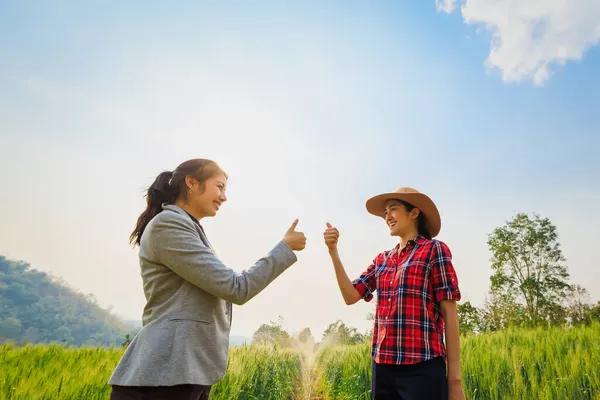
384, 199, 420, 237
186, 172, 228, 218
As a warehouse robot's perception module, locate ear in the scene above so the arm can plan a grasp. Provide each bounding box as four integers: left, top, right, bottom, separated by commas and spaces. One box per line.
184, 175, 196, 192
411, 208, 421, 220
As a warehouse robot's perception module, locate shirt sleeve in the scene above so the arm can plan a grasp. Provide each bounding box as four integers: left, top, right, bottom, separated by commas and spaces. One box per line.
151, 214, 297, 305
352, 256, 380, 302
430, 240, 461, 302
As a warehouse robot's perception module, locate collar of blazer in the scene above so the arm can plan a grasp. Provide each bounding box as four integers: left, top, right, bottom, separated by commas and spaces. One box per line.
160, 203, 216, 253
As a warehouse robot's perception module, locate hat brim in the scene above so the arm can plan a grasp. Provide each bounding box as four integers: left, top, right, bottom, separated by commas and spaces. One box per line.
365, 192, 441, 237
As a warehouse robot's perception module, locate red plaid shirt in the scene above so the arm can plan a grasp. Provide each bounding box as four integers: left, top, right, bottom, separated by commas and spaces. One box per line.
353, 235, 461, 365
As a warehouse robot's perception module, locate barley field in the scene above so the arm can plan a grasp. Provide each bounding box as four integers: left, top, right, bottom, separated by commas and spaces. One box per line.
317, 322, 600, 400
1, 323, 599, 399
209, 344, 303, 400
0, 343, 303, 400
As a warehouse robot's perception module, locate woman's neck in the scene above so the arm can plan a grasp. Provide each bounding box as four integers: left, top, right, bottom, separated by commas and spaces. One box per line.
399, 228, 419, 249
174, 200, 204, 221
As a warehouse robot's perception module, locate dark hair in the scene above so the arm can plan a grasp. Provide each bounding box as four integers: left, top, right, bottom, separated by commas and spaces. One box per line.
129, 159, 226, 246
394, 199, 432, 240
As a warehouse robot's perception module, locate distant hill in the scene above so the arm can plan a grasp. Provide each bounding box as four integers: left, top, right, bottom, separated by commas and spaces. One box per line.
0, 255, 135, 347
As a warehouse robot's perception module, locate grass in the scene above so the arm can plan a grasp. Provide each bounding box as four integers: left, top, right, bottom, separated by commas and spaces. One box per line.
316, 322, 600, 400
460, 323, 600, 400
0, 343, 302, 400
209, 344, 303, 400
0, 345, 120, 399
1, 323, 599, 399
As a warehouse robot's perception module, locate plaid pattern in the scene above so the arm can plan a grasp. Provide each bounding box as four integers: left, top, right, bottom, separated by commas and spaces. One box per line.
353, 235, 461, 365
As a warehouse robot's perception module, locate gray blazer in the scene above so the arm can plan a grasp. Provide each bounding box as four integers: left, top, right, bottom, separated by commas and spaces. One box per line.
108, 204, 297, 386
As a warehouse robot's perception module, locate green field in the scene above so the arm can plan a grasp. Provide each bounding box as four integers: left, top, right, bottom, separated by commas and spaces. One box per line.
0, 344, 304, 400
317, 323, 600, 400
1, 323, 599, 399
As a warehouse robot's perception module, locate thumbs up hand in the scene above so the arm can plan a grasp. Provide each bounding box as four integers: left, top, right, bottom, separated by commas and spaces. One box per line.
323, 222, 339, 251
282, 219, 307, 251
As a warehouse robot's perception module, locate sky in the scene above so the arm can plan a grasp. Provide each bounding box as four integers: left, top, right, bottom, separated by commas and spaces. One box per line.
1, 1, 599, 340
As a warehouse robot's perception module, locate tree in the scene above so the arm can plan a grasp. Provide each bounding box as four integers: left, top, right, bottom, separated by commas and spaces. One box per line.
546, 303, 568, 327
479, 293, 527, 332
566, 285, 593, 326
321, 320, 365, 345
298, 328, 314, 344
365, 304, 376, 337
589, 302, 600, 322
252, 316, 292, 347
122, 333, 134, 348
487, 213, 570, 326
456, 301, 481, 335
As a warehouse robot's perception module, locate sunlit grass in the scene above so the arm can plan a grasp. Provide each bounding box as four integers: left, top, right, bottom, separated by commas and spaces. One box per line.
316, 322, 600, 400
2, 323, 599, 399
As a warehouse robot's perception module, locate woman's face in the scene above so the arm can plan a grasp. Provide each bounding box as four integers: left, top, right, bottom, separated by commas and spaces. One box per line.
190, 173, 228, 218
384, 199, 418, 236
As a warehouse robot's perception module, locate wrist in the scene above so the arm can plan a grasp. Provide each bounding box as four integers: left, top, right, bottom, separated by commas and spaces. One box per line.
448, 376, 462, 383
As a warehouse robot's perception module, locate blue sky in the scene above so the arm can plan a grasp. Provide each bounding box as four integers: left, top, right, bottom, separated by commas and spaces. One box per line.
1, 1, 599, 339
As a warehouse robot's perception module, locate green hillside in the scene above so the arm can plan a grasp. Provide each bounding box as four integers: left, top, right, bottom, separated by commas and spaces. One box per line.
0, 255, 134, 347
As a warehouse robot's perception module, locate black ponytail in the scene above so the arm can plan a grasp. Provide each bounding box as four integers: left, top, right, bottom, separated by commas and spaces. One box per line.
129, 171, 177, 246
416, 213, 432, 240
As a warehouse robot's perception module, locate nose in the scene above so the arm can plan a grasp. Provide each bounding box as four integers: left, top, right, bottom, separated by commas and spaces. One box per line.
221, 192, 227, 202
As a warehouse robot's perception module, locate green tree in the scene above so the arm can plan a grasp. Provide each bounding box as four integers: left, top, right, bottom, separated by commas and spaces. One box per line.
487, 213, 570, 326
457, 301, 481, 335
122, 333, 134, 348
479, 293, 528, 332
589, 302, 600, 321
252, 316, 292, 347
322, 320, 365, 345
566, 285, 594, 326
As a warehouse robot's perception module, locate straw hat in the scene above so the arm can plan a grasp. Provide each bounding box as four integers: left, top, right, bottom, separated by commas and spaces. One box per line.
365, 187, 441, 237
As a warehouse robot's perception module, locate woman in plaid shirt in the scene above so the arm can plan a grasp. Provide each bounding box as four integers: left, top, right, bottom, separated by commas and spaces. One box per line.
323, 187, 465, 400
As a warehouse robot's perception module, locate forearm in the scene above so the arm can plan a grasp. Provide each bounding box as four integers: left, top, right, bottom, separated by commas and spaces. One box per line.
442, 302, 462, 381
154, 219, 297, 305
329, 249, 361, 305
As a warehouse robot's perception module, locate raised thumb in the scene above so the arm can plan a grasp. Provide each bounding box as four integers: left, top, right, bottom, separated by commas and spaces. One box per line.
288, 219, 299, 232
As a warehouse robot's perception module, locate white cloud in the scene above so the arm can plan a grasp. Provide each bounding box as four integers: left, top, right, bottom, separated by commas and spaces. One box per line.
436, 0, 457, 13
439, 0, 600, 85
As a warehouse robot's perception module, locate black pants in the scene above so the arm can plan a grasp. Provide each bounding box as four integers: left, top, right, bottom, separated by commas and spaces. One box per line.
109, 384, 211, 400
372, 357, 447, 400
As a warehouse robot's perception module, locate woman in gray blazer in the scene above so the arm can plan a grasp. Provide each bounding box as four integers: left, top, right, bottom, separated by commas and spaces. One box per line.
108, 158, 306, 400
